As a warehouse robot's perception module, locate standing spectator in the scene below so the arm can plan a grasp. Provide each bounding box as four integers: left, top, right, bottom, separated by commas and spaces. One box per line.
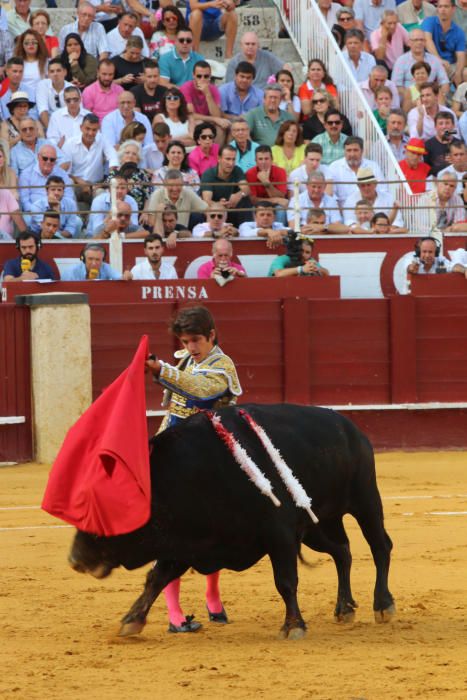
225, 32, 288, 90
246, 144, 288, 223
397, 0, 436, 33
298, 58, 338, 118
386, 109, 409, 160
329, 136, 387, 206
101, 90, 153, 148
10, 115, 67, 177
82, 59, 124, 122
437, 141, 467, 194
187, 0, 238, 59
287, 171, 342, 228
14, 29, 48, 93
30, 10, 59, 58
407, 82, 457, 140
188, 122, 220, 177
36, 58, 73, 130
106, 12, 149, 59
181, 61, 230, 142
229, 117, 259, 171
192, 203, 238, 238
61, 33, 98, 89
424, 113, 460, 176
153, 87, 195, 147
7, 0, 34, 39
158, 28, 204, 88
421, 0, 465, 86
359, 65, 400, 110
149, 5, 187, 62
392, 28, 450, 103
302, 89, 352, 142
354, 0, 396, 39
197, 238, 246, 280
111, 35, 146, 86
311, 109, 347, 165
271, 120, 305, 175
59, 2, 109, 61
154, 139, 200, 189
219, 62, 263, 118
19, 144, 76, 212
342, 29, 376, 83
200, 145, 251, 227
245, 84, 290, 147
398, 137, 430, 193
370, 10, 409, 74
47, 86, 90, 147
29, 175, 81, 239
131, 60, 166, 121
129, 234, 178, 280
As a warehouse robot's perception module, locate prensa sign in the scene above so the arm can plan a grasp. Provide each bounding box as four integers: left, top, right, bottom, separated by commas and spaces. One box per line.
141, 285, 209, 300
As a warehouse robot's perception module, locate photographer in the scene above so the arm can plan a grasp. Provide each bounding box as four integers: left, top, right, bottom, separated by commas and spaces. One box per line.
424, 112, 460, 176
405, 237, 453, 279
268, 231, 329, 278
197, 238, 246, 280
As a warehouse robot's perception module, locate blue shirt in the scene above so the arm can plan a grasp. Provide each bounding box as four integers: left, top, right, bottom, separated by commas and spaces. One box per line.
421, 16, 465, 63
219, 81, 264, 116
2, 257, 55, 280
185, 0, 220, 22
229, 139, 259, 172
19, 165, 76, 213
61, 261, 121, 281
86, 192, 139, 237
158, 47, 205, 86
10, 139, 68, 176
0, 83, 37, 120
29, 197, 82, 239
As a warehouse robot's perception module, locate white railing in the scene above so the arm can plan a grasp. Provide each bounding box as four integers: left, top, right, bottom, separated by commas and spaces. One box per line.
274, 0, 431, 234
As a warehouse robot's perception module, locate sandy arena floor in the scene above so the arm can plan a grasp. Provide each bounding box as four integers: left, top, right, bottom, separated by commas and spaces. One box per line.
1, 452, 466, 700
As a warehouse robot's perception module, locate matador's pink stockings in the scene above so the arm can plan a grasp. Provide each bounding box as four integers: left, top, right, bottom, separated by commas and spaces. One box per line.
164, 572, 222, 625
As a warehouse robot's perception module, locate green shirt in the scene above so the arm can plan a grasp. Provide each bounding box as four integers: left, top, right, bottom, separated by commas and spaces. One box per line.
200, 165, 245, 201
310, 132, 347, 165
245, 106, 291, 147
268, 254, 322, 276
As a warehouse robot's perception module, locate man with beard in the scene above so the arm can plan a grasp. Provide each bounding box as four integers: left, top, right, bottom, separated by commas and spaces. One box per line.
2, 231, 55, 281
386, 109, 409, 160
82, 59, 124, 121
129, 234, 178, 279
329, 136, 387, 207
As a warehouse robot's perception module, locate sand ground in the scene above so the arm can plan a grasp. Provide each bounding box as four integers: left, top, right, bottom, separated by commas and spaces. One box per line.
1, 452, 466, 700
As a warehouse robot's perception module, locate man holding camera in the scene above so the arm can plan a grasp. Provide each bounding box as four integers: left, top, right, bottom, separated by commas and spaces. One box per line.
196, 238, 246, 280
424, 112, 460, 175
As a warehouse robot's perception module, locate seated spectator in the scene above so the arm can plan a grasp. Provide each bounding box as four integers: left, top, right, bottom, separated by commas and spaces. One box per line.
275, 69, 300, 121
7, 0, 34, 39
358, 65, 400, 110
47, 86, 90, 147
188, 122, 220, 177
399, 137, 431, 193
342, 167, 404, 227
101, 90, 153, 149
153, 87, 195, 147
288, 143, 333, 196
271, 120, 305, 175
93, 199, 147, 239
229, 117, 259, 172
154, 139, 200, 190
108, 120, 163, 171
298, 58, 338, 118
424, 112, 460, 176
86, 0, 123, 33
30, 10, 59, 58
301, 89, 352, 143
245, 84, 290, 147
61, 242, 121, 280
397, 0, 436, 33
421, 172, 465, 230
392, 28, 449, 104
342, 28, 376, 83
107, 12, 149, 59
37, 210, 60, 240
219, 61, 263, 118
405, 236, 453, 278
181, 61, 229, 143
10, 116, 66, 177
450, 241, 467, 275
268, 235, 329, 277
370, 211, 407, 234
2, 231, 55, 281
402, 60, 431, 112
436, 141, 467, 194
192, 203, 238, 238
370, 10, 409, 74
452, 72, 467, 117
30, 175, 81, 238
200, 145, 252, 227
460, 111, 467, 144
86, 176, 139, 237
407, 82, 458, 141
332, 7, 364, 51
0, 91, 43, 150
187, 0, 238, 59
238, 200, 288, 246
225, 31, 287, 90
372, 87, 393, 134
59, 2, 109, 60
245, 144, 288, 225
0, 144, 18, 199
82, 59, 124, 122
300, 207, 329, 236
129, 233, 178, 280
0, 57, 35, 122
311, 109, 347, 165
152, 203, 191, 246
0, 186, 26, 240
14, 29, 48, 93
354, 0, 396, 39
421, 0, 465, 86
146, 169, 207, 228
61, 32, 98, 90
158, 28, 204, 88
107, 141, 153, 210
153, 121, 171, 160
111, 36, 146, 87
316, 0, 341, 29
287, 171, 342, 229
19, 143, 76, 212
130, 59, 166, 121
329, 136, 388, 207
36, 58, 73, 130
149, 5, 187, 62
197, 238, 246, 280
386, 109, 409, 160
350, 199, 374, 232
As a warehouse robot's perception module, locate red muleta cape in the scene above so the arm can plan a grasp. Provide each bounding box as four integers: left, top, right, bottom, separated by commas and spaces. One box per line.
42, 336, 151, 536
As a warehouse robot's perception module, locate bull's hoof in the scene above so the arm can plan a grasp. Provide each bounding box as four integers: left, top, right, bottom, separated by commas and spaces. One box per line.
334, 609, 356, 624
374, 603, 396, 624
278, 625, 307, 640
118, 620, 146, 637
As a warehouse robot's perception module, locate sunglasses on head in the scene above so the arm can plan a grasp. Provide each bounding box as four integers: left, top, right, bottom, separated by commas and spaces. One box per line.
178, 37, 192, 43
166, 94, 180, 100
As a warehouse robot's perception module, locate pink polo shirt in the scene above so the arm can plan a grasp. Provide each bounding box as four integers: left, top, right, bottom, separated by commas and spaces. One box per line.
0, 188, 19, 239
370, 24, 409, 70
82, 81, 124, 121
197, 259, 246, 279
180, 80, 221, 115
188, 143, 220, 176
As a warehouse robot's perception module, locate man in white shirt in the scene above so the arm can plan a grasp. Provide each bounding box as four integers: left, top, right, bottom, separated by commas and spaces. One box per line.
407, 81, 457, 140
288, 144, 333, 196
59, 1, 109, 60
354, 0, 396, 38
329, 136, 388, 206
239, 201, 288, 246
101, 90, 153, 147
287, 171, 343, 227
47, 86, 90, 147
342, 28, 377, 82
342, 167, 405, 226
106, 11, 149, 58
36, 58, 73, 130
130, 233, 178, 279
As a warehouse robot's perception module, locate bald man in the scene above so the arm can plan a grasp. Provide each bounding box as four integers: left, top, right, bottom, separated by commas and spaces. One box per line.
100, 90, 153, 147
225, 31, 291, 89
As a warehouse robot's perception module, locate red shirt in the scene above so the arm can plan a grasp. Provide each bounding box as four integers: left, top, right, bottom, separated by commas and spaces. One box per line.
246, 165, 288, 199
398, 159, 431, 194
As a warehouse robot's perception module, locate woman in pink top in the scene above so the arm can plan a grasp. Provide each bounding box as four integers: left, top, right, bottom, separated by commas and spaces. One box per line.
188, 122, 220, 176
0, 188, 27, 240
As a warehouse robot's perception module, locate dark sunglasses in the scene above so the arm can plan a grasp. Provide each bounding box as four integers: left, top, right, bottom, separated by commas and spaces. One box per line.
340, 15, 353, 21
178, 37, 192, 43
326, 120, 342, 126
195, 73, 210, 78
312, 98, 326, 104
209, 213, 224, 219
54, 94, 60, 108
199, 133, 214, 140
65, 97, 80, 103
20, 126, 35, 132
40, 156, 57, 162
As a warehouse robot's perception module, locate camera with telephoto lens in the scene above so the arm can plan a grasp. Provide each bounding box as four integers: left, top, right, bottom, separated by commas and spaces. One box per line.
221, 269, 230, 279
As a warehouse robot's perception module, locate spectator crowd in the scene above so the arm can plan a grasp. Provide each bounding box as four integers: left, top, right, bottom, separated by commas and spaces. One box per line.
0, 0, 466, 282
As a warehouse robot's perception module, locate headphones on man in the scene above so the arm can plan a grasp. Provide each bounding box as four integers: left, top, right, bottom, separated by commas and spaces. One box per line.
80, 244, 107, 262
16, 231, 42, 250
414, 237, 441, 258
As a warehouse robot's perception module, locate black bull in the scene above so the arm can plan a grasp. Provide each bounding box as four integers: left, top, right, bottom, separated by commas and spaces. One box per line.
69, 404, 395, 638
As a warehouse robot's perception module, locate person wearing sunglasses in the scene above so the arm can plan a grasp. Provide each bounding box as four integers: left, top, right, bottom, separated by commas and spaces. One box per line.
181, 61, 230, 143
192, 203, 238, 238
153, 88, 195, 147
187, 122, 220, 177
9, 116, 67, 177
19, 143, 76, 212
298, 58, 338, 118
149, 5, 187, 62
420, 0, 465, 87
158, 28, 204, 88
0, 90, 44, 150
301, 88, 352, 142
310, 108, 347, 165
46, 86, 91, 149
